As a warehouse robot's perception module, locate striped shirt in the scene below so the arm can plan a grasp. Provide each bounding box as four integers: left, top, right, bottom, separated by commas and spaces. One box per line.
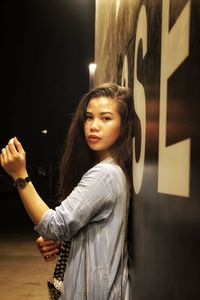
35, 157, 129, 299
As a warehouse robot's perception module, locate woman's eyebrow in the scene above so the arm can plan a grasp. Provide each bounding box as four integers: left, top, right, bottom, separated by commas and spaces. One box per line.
100, 112, 113, 115
86, 111, 113, 115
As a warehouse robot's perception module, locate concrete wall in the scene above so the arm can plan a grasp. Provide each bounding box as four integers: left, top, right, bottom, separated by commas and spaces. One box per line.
94, 1, 200, 299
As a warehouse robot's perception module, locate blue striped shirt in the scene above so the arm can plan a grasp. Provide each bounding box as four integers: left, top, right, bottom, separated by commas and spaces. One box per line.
35, 157, 129, 299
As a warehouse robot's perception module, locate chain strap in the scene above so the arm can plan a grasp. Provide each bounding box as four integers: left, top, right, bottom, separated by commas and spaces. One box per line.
120, 188, 128, 300
84, 238, 88, 300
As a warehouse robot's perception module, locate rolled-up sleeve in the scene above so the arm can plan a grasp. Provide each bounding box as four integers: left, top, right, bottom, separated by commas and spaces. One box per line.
35, 163, 120, 241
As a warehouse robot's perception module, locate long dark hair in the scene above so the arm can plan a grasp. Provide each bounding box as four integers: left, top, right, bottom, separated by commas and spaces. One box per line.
58, 82, 134, 200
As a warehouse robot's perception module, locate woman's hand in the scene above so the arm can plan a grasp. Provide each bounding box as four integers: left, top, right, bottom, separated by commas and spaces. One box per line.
0, 137, 28, 180
36, 236, 61, 262
1, 137, 49, 225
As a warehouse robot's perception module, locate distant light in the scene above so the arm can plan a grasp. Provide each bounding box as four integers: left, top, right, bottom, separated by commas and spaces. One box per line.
89, 63, 97, 73
89, 63, 97, 89
41, 129, 48, 134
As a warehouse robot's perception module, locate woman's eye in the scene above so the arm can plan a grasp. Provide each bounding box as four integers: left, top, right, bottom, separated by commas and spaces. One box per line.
85, 114, 93, 120
102, 117, 111, 121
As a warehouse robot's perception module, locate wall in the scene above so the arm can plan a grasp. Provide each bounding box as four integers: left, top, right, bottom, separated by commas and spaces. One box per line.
94, 0, 200, 299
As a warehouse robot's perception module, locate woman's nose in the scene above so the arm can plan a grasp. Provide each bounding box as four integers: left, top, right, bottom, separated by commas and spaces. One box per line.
90, 119, 100, 131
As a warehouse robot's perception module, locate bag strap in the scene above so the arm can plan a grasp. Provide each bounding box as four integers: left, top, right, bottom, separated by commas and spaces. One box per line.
120, 188, 128, 300
84, 238, 88, 300
53, 240, 71, 281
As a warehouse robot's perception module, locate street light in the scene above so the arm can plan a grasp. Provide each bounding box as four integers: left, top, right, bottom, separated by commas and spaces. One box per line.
89, 63, 97, 89
41, 129, 48, 134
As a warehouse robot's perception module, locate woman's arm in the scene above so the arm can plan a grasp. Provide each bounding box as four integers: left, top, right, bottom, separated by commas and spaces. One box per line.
0, 137, 49, 225
35, 161, 120, 241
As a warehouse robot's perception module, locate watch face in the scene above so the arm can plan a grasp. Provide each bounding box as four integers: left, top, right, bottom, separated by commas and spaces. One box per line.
14, 177, 30, 189
15, 178, 27, 189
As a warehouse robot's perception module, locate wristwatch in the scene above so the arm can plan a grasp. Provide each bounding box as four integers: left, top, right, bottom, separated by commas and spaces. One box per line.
13, 176, 31, 189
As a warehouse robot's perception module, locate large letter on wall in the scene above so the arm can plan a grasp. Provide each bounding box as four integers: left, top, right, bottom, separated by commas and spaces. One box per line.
158, 0, 191, 197
133, 5, 147, 194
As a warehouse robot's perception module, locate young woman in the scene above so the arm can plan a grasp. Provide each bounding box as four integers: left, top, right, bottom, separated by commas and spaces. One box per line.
0, 83, 134, 300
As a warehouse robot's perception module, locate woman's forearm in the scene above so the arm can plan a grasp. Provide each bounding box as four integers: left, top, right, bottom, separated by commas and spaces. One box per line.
17, 180, 49, 225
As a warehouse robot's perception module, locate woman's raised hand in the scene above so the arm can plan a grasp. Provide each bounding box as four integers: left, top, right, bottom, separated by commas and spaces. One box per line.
0, 137, 27, 180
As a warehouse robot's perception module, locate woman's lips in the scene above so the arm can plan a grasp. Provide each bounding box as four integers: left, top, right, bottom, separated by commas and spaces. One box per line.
88, 135, 101, 143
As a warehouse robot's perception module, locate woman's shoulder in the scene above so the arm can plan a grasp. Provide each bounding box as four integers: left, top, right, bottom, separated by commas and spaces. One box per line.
76, 157, 127, 200
84, 157, 125, 183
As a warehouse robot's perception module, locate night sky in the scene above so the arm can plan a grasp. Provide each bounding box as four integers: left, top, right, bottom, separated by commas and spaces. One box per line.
0, 0, 95, 168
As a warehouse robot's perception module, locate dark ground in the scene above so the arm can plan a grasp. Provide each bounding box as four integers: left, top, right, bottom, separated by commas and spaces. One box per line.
0, 193, 56, 300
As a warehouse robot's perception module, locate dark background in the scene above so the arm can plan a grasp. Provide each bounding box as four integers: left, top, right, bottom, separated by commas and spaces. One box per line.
0, 0, 95, 226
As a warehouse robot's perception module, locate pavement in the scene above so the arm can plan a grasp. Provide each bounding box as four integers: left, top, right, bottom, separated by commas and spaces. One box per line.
0, 227, 56, 300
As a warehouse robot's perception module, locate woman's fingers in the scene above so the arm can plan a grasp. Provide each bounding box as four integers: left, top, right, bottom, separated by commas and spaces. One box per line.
36, 236, 61, 261
43, 247, 60, 261
37, 238, 56, 247
40, 243, 60, 254
44, 254, 58, 262
7, 138, 17, 155
14, 137, 26, 155
1, 137, 25, 160
42, 243, 60, 251
1, 148, 7, 163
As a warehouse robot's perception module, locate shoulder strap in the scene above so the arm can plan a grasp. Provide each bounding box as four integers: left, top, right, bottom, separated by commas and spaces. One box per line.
84, 231, 88, 300
120, 187, 129, 300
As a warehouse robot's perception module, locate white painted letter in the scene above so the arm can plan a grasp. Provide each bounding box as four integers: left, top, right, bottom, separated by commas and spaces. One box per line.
158, 0, 191, 197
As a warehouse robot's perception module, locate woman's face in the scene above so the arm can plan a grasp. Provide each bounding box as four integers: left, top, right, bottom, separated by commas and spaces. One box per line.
84, 97, 121, 161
